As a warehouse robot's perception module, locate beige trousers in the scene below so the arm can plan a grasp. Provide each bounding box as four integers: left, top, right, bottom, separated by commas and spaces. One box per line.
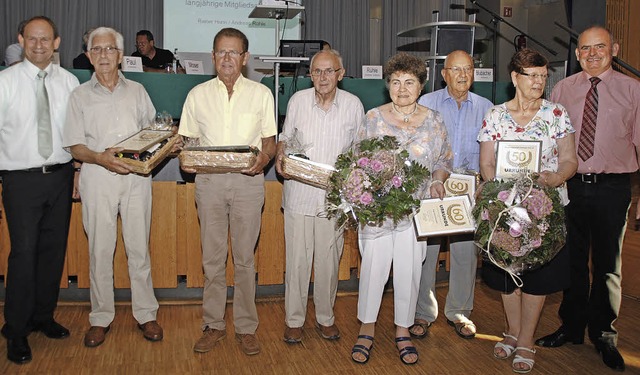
284, 211, 344, 328
80, 164, 158, 327
195, 173, 264, 334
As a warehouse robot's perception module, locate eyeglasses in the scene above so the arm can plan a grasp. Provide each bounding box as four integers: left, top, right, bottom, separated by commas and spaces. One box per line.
310, 68, 341, 77
519, 72, 548, 80
214, 50, 245, 58
89, 46, 120, 55
443, 66, 473, 74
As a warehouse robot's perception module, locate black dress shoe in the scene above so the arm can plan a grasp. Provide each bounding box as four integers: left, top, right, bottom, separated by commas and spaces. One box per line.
594, 341, 625, 371
535, 327, 583, 347
33, 320, 70, 339
7, 337, 32, 364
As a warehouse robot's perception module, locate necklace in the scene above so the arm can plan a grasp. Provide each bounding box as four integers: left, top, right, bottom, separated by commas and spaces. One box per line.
392, 102, 418, 123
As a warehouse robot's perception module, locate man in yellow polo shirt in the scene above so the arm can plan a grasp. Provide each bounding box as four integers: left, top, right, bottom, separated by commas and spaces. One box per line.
178, 27, 276, 356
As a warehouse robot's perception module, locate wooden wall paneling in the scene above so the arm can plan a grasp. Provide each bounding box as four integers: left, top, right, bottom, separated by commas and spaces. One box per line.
184, 183, 204, 287
343, 229, 361, 278
149, 181, 178, 288
338, 229, 358, 280
175, 183, 188, 276
627, 0, 640, 78
70, 202, 91, 288
113, 218, 131, 288
256, 181, 285, 285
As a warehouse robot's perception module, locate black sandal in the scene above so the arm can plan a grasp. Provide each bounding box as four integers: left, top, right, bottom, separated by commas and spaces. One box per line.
395, 336, 419, 365
447, 318, 476, 339
409, 320, 432, 339
351, 335, 374, 364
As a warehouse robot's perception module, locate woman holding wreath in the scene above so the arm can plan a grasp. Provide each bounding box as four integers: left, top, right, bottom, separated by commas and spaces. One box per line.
350, 52, 452, 365
478, 48, 578, 373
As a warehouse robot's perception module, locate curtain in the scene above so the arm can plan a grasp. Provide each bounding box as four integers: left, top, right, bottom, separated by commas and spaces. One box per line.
302, 0, 370, 78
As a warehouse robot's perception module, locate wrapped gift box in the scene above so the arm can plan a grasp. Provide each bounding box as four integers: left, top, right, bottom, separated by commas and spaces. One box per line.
113, 129, 178, 175
179, 145, 258, 173
282, 155, 336, 189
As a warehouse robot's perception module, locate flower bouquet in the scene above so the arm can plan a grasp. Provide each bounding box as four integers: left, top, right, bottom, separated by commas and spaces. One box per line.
472, 175, 565, 283
325, 135, 430, 227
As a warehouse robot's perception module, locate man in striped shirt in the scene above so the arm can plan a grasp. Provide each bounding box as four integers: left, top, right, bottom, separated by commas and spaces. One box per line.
276, 49, 364, 344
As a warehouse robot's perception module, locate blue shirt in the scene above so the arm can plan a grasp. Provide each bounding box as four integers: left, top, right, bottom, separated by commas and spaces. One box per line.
418, 88, 492, 172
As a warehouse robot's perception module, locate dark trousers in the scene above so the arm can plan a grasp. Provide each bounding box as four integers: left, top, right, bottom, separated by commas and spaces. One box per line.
1, 164, 73, 338
559, 174, 630, 344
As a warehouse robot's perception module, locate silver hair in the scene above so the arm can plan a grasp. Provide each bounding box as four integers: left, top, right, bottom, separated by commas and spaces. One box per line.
310, 49, 344, 70
87, 27, 124, 51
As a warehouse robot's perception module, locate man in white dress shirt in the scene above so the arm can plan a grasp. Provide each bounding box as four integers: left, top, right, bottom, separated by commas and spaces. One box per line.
275, 49, 364, 343
0, 16, 79, 364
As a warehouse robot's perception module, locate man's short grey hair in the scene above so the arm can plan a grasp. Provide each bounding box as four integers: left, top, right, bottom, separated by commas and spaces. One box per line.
310, 49, 344, 70
87, 27, 124, 51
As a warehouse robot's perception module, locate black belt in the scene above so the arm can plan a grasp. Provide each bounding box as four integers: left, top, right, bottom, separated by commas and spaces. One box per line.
0, 162, 71, 175
570, 172, 631, 184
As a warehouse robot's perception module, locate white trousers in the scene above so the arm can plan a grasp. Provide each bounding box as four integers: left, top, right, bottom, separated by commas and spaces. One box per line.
80, 165, 158, 327
357, 225, 426, 328
284, 211, 344, 328
416, 237, 478, 322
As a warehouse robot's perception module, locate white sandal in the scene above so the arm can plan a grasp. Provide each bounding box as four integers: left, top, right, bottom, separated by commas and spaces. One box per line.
512, 347, 536, 374
494, 333, 518, 360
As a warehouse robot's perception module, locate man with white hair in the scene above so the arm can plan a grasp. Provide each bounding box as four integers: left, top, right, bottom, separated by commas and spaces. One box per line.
63, 27, 164, 348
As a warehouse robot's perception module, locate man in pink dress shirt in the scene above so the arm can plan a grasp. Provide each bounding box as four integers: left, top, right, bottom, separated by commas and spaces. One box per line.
535, 26, 640, 372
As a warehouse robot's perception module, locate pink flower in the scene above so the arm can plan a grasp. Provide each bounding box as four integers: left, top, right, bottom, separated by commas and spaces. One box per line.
371, 160, 384, 172
509, 222, 523, 237
357, 157, 370, 168
531, 238, 542, 248
359, 191, 373, 205
481, 209, 490, 221
522, 189, 553, 219
497, 190, 510, 202
392, 175, 402, 188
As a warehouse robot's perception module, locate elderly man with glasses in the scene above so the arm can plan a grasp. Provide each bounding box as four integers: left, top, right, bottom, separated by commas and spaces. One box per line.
178, 27, 276, 356
63, 27, 166, 349
410, 50, 492, 341
275, 49, 364, 344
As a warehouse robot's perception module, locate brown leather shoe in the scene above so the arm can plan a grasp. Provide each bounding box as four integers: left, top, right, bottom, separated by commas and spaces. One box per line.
283, 326, 303, 343
236, 333, 260, 355
316, 322, 340, 340
193, 327, 226, 353
84, 326, 110, 348
138, 321, 163, 342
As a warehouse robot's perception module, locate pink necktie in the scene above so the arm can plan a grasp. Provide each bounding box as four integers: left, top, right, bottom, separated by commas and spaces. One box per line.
577, 77, 601, 161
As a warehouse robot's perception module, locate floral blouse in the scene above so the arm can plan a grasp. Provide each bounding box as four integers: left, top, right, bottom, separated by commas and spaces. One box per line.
477, 99, 575, 172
